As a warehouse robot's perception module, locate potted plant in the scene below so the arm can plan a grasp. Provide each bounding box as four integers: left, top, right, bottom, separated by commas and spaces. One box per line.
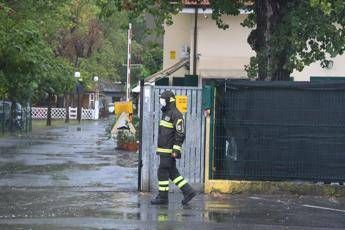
117, 129, 138, 151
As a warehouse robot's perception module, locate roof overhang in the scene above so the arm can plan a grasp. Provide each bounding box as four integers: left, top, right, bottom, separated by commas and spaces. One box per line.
144, 58, 189, 83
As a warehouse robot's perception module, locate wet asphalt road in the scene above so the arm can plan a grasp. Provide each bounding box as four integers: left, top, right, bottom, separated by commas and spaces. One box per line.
0, 118, 345, 229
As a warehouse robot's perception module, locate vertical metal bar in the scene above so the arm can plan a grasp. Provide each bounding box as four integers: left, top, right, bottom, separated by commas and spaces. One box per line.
191, 88, 196, 183
141, 85, 152, 191
185, 89, 192, 181
151, 87, 161, 191
199, 90, 207, 183
138, 80, 144, 191
194, 89, 199, 183
177, 89, 184, 189
209, 86, 216, 179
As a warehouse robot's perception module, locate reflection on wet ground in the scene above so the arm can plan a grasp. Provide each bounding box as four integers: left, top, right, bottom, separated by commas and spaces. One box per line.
0, 119, 137, 190
0, 190, 345, 229
0, 118, 345, 229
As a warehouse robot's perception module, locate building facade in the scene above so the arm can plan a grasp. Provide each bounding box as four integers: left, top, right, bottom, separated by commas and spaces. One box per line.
163, 6, 345, 84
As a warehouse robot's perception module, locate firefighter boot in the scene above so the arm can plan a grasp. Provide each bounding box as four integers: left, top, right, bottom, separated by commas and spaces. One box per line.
151, 192, 168, 205
181, 184, 196, 205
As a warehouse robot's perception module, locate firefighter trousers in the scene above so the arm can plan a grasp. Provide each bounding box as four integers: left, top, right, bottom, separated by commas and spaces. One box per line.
157, 155, 188, 192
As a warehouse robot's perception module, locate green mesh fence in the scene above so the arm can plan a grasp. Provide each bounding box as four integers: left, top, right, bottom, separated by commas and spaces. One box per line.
0, 100, 32, 134
213, 80, 345, 183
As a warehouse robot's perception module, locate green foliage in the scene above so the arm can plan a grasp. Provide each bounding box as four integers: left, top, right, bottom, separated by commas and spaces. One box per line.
244, 57, 259, 79
234, 0, 344, 79
116, 114, 139, 145
98, 0, 182, 34
0, 4, 71, 103
117, 129, 136, 145
269, 1, 344, 76
210, 0, 245, 30
140, 43, 163, 78
0, 0, 163, 103
107, 0, 345, 81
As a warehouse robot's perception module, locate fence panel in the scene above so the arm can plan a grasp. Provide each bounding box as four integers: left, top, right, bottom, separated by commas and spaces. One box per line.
31, 107, 96, 120
52, 108, 66, 119
141, 85, 204, 192
31, 107, 47, 119
82, 108, 95, 120
214, 80, 345, 182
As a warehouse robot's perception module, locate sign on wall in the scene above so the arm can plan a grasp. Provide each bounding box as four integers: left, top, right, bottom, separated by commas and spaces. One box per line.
170, 50, 176, 60
176, 95, 188, 113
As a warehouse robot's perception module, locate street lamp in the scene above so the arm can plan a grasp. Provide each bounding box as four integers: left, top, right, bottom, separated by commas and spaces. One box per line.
74, 71, 80, 78
74, 72, 82, 123
93, 76, 99, 120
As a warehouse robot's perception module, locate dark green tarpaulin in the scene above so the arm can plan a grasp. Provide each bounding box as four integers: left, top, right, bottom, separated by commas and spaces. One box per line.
214, 80, 345, 182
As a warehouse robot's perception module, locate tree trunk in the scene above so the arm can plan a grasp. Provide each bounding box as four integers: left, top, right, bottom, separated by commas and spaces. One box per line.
248, 0, 292, 81
47, 93, 52, 126
65, 93, 70, 123
256, 0, 269, 80
10, 100, 16, 132
271, 52, 291, 80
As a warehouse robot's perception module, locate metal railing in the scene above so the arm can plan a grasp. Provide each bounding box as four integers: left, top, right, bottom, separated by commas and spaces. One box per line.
0, 105, 32, 134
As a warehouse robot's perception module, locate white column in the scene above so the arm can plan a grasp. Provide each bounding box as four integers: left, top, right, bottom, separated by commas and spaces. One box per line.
126, 23, 132, 101
94, 91, 99, 120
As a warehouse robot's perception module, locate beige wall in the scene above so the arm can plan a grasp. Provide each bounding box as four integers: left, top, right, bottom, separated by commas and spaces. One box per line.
197, 14, 254, 79
164, 13, 254, 82
163, 14, 192, 80
292, 55, 345, 81
164, 12, 345, 83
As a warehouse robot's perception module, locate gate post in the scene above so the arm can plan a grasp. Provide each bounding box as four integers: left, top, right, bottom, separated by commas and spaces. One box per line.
140, 85, 153, 192
202, 85, 216, 192
138, 80, 144, 191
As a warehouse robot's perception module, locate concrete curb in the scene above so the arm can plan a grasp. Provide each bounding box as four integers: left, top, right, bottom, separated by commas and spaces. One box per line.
205, 180, 345, 197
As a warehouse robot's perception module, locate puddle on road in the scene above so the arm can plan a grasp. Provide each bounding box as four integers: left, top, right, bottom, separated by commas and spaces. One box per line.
115, 151, 138, 168
0, 162, 113, 176
1, 190, 345, 229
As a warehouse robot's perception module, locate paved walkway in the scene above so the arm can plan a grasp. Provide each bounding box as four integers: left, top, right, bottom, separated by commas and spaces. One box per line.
0, 119, 344, 229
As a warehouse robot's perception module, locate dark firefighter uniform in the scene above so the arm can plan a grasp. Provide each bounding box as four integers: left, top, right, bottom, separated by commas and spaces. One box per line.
151, 90, 196, 205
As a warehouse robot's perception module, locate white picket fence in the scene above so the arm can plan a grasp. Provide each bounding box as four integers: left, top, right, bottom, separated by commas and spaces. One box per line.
31, 107, 97, 120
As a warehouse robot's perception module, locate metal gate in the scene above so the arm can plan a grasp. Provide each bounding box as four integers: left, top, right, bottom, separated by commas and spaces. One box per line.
140, 85, 204, 192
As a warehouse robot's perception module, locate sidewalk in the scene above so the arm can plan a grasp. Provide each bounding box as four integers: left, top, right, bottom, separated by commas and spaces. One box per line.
0, 119, 344, 229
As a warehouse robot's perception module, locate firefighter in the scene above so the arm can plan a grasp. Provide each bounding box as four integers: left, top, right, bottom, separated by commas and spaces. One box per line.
151, 90, 196, 205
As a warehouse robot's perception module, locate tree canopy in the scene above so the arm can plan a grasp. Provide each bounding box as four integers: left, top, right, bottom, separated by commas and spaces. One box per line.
0, 1, 72, 103
104, 0, 344, 81
0, 0, 162, 104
